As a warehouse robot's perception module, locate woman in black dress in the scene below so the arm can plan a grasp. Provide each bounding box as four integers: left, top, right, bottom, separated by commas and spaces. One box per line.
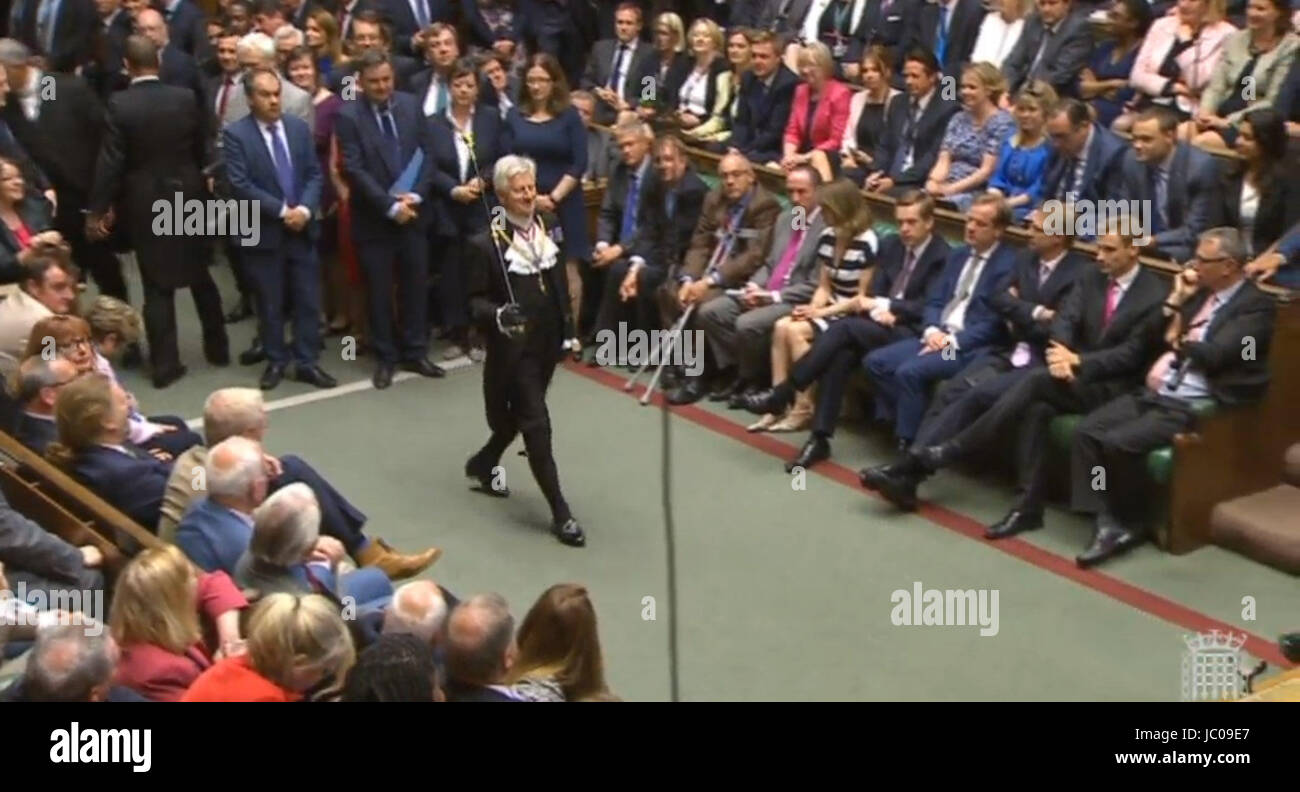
839, 46, 900, 185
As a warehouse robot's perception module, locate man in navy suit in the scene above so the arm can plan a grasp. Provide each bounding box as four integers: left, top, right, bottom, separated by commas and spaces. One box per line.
381, 0, 452, 56
897, 0, 983, 79
864, 192, 1018, 449
728, 31, 798, 167
866, 49, 960, 197
158, 0, 210, 61
336, 49, 444, 389
13, 356, 76, 455
174, 436, 269, 573
9, 0, 95, 73
1041, 98, 1126, 209
1121, 107, 1219, 264
224, 67, 337, 391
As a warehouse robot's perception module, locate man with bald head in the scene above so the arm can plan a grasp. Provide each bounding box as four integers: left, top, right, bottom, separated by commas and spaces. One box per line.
135, 7, 205, 104
658, 151, 781, 405
172, 435, 270, 571
382, 580, 454, 656
444, 593, 520, 702
13, 356, 79, 455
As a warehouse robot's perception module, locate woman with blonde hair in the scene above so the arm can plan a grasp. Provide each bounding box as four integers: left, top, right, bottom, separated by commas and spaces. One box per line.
925, 61, 1014, 211
111, 544, 248, 701
781, 41, 854, 182
504, 583, 610, 702
988, 80, 1057, 221
752, 179, 878, 437
671, 18, 729, 133
183, 592, 356, 702
631, 12, 688, 121
685, 26, 754, 149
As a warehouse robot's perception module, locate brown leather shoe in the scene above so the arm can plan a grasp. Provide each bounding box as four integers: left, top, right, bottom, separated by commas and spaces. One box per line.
355, 538, 442, 580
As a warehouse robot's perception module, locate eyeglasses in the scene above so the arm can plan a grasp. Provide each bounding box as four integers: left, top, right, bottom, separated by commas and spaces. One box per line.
57, 337, 91, 352
1192, 255, 1232, 266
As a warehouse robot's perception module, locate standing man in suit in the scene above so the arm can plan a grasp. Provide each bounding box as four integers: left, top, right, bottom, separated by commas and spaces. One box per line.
1121, 107, 1219, 264
0, 39, 126, 302
337, 0, 372, 42
756, 0, 814, 44
335, 49, 443, 389
227, 31, 314, 131
898, 0, 983, 79
742, 190, 951, 470
223, 68, 337, 391
284, 0, 319, 30
864, 192, 1017, 448
1000, 0, 1091, 98
328, 9, 420, 92
87, 35, 229, 388
135, 7, 205, 107
729, 31, 799, 168
525, 0, 597, 88
409, 21, 458, 118
660, 151, 782, 405
593, 133, 708, 340
582, 1, 653, 125
697, 165, 826, 405
9, 0, 95, 73
380, 0, 451, 57
1041, 98, 1126, 208
865, 49, 959, 197
158, 0, 210, 61
1071, 227, 1276, 567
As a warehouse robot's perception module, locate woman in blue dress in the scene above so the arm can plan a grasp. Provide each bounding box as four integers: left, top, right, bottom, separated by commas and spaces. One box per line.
924, 62, 1015, 212
1078, 0, 1150, 129
989, 81, 1056, 222
501, 53, 588, 349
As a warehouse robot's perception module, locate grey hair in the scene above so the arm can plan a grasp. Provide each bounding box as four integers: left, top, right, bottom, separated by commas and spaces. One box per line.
15, 355, 71, 404
0, 38, 31, 66
23, 625, 115, 702
1200, 227, 1246, 266
205, 435, 265, 500
273, 24, 304, 46
238, 31, 276, 60
492, 154, 537, 196
382, 580, 448, 645
445, 593, 514, 685
250, 483, 320, 566
613, 120, 654, 141
203, 387, 265, 446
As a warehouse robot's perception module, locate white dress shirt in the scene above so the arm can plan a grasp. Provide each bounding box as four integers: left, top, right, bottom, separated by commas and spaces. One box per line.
971, 14, 1025, 68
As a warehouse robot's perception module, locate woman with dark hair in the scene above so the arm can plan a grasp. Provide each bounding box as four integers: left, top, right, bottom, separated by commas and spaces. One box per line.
1187, 0, 1298, 147
685, 26, 753, 150
1221, 108, 1298, 259
0, 157, 56, 285
429, 58, 501, 360
1079, 0, 1151, 129
343, 633, 442, 702
839, 46, 899, 183
504, 583, 610, 701
501, 53, 588, 348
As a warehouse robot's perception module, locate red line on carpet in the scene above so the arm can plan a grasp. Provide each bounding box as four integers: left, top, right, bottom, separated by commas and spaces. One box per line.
566, 361, 1292, 670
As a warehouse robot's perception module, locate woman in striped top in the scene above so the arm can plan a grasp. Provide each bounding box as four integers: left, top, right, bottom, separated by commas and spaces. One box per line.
753, 180, 878, 433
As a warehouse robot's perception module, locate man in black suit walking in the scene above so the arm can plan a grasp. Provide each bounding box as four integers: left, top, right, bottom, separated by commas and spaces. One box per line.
1070, 227, 1276, 567
335, 49, 444, 389
0, 39, 126, 301
88, 35, 229, 387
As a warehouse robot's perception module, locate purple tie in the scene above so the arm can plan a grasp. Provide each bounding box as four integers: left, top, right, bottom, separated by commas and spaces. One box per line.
893, 248, 917, 299
267, 122, 297, 206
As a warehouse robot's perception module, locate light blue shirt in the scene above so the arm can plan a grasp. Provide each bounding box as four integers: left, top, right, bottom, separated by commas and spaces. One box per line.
1159, 279, 1246, 401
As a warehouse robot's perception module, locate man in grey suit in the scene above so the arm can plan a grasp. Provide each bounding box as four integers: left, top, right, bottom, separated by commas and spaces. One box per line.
573, 91, 619, 182
698, 165, 826, 403
222, 31, 315, 134
1000, 0, 1092, 97
582, 2, 654, 125
1121, 106, 1219, 263
0, 487, 105, 609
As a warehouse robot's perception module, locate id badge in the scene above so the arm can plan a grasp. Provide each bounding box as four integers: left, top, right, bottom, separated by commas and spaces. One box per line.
832, 41, 848, 59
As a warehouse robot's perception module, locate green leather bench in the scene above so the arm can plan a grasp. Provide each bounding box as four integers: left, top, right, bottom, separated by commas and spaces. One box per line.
1048, 400, 1219, 487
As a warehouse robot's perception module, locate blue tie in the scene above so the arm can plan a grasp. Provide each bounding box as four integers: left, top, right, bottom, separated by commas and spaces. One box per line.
1151, 165, 1168, 234
413, 0, 429, 27
621, 171, 640, 242
37, 0, 57, 53
666, 188, 677, 220
935, 4, 950, 67
378, 103, 399, 156
608, 44, 628, 91
435, 78, 448, 114
267, 122, 297, 206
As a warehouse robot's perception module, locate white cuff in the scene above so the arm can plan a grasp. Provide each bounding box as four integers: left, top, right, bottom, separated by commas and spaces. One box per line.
770, 290, 782, 303
923, 326, 942, 342
629, 257, 644, 271
874, 298, 891, 314
1031, 305, 1047, 321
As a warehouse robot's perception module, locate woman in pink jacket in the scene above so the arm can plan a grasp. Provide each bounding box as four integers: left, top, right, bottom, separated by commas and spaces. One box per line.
1113, 0, 1237, 132
781, 41, 854, 182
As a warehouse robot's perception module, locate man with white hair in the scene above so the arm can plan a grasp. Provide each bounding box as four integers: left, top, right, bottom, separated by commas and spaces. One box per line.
223, 31, 314, 132
163, 388, 441, 578
382, 580, 450, 648
463, 155, 585, 547
234, 484, 393, 613
273, 23, 304, 70
173, 435, 271, 572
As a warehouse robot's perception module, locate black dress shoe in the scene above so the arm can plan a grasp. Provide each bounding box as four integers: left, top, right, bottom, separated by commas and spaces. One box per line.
785, 435, 830, 473
465, 457, 509, 497
224, 298, 253, 323
707, 374, 741, 402
875, 469, 920, 511
858, 463, 901, 491
1279, 632, 1300, 664
1076, 519, 1146, 568
152, 365, 188, 389
984, 510, 1043, 540
912, 442, 960, 472
666, 377, 706, 405
401, 358, 446, 378
205, 346, 231, 367
260, 363, 286, 390
737, 385, 794, 416
728, 384, 762, 410
373, 364, 395, 390
294, 364, 337, 389
239, 340, 266, 366
552, 517, 586, 547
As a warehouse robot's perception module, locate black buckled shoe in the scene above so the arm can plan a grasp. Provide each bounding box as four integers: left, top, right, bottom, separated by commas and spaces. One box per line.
552, 517, 586, 547
785, 435, 829, 473
984, 510, 1043, 540
465, 457, 509, 497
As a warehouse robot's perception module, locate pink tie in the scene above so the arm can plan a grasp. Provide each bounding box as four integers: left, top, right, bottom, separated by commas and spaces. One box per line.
766, 227, 805, 292
1102, 278, 1119, 327
1145, 295, 1218, 392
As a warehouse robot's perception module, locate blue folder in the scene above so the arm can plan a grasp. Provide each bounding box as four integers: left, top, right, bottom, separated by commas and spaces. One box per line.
388, 149, 424, 196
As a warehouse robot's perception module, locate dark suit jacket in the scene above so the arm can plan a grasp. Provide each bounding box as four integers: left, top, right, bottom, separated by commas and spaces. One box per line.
875, 90, 959, 187
11, 0, 95, 73
730, 66, 799, 165
1120, 143, 1219, 262
755, 0, 813, 38
923, 241, 1019, 350
82, 9, 133, 97
0, 485, 90, 588
380, 0, 453, 55
163, 0, 212, 62
899, 0, 984, 78
861, 0, 915, 50
426, 108, 501, 236
1171, 281, 1276, 406
335, 91, 436, 242
582, 37, 655, 124
160, 44, 205, 102
328, 53, 421, 94
1217, 167, 1300, 256
1041, 122, 1126, 206
465, 218, 573, 343
0, 122, 52, 194
1051, 265, 1168, 389
1, 73, 105, 212
629, 166, 709, 282
631, 50, 689, 113
1001, 10, 1093, 97
868, 232, 952, 334
680, 185, 783, 285
596, 156, 651, 247
444, 679, 520, 702
223, 114, 324, 250
13, 411, 57, 455
0, 196, 53, 284
989, 248, 1087, 362
70, 445, 171, 529
462, 0, 526, 50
